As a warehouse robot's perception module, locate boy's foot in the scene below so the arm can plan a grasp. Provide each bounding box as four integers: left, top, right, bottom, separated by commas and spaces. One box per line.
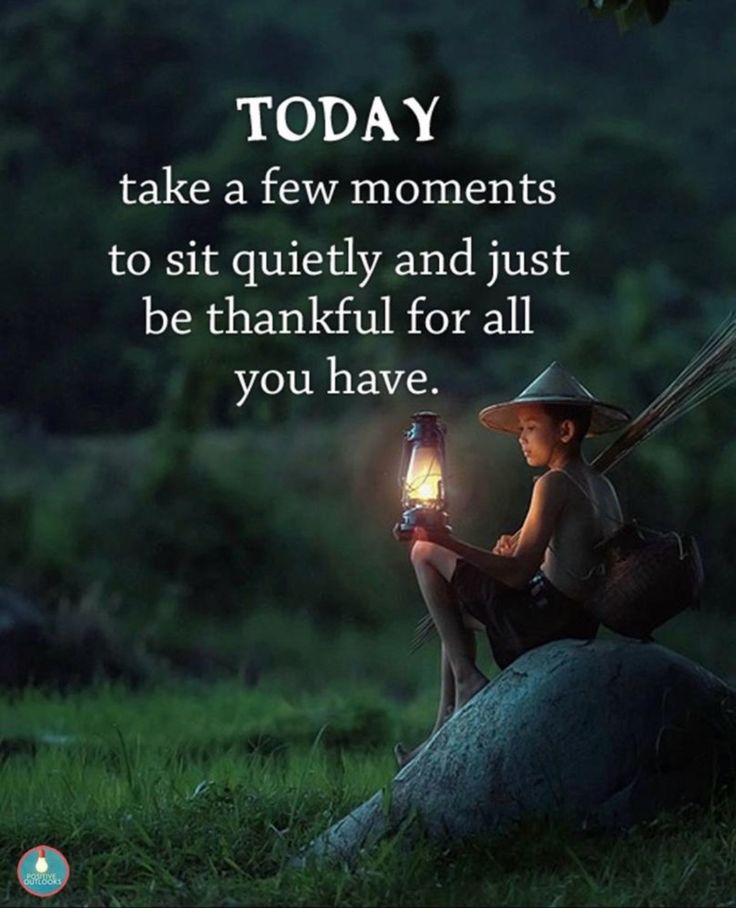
394, 705, 454, 768
454, 671, 489, 711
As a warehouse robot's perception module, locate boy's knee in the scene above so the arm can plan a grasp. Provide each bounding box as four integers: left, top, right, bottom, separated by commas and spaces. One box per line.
410, 540, 435, 568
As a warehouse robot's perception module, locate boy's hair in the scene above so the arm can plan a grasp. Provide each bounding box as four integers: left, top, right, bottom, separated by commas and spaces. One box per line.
540, 403, 592, 445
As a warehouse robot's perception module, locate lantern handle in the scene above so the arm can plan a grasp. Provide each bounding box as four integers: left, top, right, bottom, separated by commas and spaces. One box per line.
398, 429, 411, 490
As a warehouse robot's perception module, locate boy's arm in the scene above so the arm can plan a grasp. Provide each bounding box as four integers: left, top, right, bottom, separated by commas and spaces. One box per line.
420, 471, 568, 589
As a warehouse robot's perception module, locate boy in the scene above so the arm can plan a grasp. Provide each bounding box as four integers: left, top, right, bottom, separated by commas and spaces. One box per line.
395, 362, 630, 768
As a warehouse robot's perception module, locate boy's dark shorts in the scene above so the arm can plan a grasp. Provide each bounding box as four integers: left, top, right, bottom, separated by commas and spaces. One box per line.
451, 559, 599, 670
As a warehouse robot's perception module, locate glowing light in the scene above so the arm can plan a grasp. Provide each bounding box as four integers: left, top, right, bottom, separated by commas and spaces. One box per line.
404, 447, 443, 503
35, 849, 48, 873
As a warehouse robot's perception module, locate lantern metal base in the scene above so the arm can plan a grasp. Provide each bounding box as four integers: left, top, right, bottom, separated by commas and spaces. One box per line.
395, 506, 452, 541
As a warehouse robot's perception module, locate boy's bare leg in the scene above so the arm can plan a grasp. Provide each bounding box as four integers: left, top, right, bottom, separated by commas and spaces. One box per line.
395, 646, 455, 768
434, 645, 456, 729
411, 542, 488, 709
395, 630, 479, 768
395, 542, 488, 768
432, 630, 476, 726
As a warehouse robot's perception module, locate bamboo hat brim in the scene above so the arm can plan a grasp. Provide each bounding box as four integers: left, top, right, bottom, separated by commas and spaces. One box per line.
478, 362, 630, 437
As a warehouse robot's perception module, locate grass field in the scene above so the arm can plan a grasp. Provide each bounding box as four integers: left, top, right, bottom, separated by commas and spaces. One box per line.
4, 640, 736, 908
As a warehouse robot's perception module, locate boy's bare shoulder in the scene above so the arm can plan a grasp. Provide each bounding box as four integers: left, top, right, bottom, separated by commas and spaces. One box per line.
533, 469, 572, 501
539, 465, 618, 503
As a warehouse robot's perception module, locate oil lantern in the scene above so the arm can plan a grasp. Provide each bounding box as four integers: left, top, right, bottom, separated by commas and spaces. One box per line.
395, 411, 451, 540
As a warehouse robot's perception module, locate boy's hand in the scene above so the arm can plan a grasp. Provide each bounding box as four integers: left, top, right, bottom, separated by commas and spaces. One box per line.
391, 523, 454, 545
391, 522, 447, 542
392, 521, 408, 541
492, 534, 516, 556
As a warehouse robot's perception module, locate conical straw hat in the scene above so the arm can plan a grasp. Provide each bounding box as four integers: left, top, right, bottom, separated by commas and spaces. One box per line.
478, 362, 630, 436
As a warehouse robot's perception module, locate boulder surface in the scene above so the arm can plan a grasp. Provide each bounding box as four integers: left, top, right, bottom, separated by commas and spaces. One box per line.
300, 638, 736, 864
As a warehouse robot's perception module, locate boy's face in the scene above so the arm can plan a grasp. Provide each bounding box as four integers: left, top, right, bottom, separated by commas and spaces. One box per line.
516, 405, 565, 467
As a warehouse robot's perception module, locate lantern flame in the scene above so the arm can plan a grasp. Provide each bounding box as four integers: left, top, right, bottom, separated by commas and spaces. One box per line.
404, 447, 443, 504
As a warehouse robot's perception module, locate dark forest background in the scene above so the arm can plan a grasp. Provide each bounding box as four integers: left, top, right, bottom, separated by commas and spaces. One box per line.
1, 0, 735, 687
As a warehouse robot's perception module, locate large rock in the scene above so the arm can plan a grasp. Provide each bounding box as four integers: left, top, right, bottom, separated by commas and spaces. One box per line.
299, 638, 736, 865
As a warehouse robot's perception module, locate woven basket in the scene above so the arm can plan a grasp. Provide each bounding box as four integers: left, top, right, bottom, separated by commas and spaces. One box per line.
586, 521, 704, 640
